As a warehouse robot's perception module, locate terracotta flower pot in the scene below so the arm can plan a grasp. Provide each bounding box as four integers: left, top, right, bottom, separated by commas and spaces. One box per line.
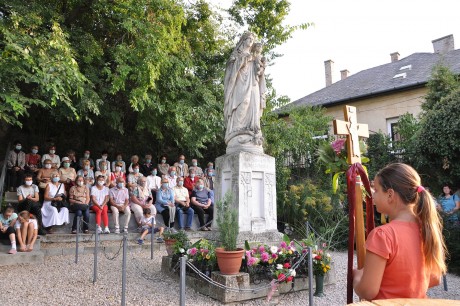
215, 247, 245, 275
164, 239, 177, 256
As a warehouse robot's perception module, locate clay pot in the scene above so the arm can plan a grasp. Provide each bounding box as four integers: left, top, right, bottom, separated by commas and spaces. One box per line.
164, 239, 177, 256
215, 247, 245, 275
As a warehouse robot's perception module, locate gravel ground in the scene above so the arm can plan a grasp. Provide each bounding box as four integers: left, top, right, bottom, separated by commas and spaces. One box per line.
0, 247, 459, 305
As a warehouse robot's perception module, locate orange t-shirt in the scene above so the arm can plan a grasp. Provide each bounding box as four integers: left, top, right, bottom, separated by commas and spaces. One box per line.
366, 220, 430, 300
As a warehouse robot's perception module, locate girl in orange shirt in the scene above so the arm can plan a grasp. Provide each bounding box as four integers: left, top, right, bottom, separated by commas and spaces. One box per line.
353, 163, 446, 300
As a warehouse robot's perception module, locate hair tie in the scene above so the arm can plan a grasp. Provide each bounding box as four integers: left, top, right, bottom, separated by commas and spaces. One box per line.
416, 186, 425, 193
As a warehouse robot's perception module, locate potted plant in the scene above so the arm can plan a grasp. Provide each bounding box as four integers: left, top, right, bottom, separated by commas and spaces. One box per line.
163, 229, 189, 257
312, 247, 332, 297
215, 192, 245, 275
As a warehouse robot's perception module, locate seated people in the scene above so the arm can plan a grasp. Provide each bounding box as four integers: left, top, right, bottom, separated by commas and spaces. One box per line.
95, 160, 111, 186
127, 163, 143, 189
91, 175, 110, 234
41, 145, 60, 169
204, 167, 215, 190
109, 177, 131, 234
41, 172, 69, 233
15, 211, 38, 252
77, 159, 95, 187
137, 208, 164, 244
155, 177, 176, 231
95, 150, 110, 172
59, 156, 77, 193
110, 161, 126, 187
69, 175, 90, 234
66, 150, 78, 169
157, 155, 170, 178
174, 177, 194, 231
79, 150, 95, 170
25, 145, 41, 175
191, 179, 214, 231
140, 154, 155, 176
112, 153, 126, 173
7, 140, 25, 191
189, 159, 203, 177
184, 168, 199, 197
146, 167, 161, 199
173, 154, 189, 178
130, 177, 154, 228
17, 174, 46, 236
128, 155, 140, 173
0, 204, 18, 254
167, 166, 178, 188
36, 159, 57, 197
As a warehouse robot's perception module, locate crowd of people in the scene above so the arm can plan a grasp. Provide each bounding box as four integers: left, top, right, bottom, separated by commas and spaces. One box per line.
3, 140, 217, 253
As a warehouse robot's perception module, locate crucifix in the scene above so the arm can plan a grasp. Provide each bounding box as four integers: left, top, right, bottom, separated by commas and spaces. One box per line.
333, 105, 372, 303
333, 105, 369, 164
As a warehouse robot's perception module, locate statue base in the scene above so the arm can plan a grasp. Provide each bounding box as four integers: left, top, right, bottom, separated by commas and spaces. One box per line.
225, 134, 263, 155
214, 151, 278, 234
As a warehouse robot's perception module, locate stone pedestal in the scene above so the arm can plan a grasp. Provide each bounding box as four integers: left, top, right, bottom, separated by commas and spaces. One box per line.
215, 151, 282, 243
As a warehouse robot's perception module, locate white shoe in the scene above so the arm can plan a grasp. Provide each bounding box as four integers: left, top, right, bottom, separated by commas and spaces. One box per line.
96, 226, 102, 234
123, 227, 129, 233
114, 227, 120, 234
104, 227, 110, 234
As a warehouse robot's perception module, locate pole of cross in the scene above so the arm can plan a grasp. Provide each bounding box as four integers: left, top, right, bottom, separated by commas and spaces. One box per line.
306, 221, 310, 238
307, 246, 314, 306
75, 216, 80, 264
150, 217, 154, 260
121, 232, 128, 306
93, 226, 99, 284
179, 255, 186, 306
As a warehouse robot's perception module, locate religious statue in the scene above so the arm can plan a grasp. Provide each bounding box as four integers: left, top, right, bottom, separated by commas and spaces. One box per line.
223, 32, 267, 154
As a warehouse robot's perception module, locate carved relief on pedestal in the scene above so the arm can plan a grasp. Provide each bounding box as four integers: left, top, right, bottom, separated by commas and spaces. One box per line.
240, 172, 252, 229
265, 173, 276, 222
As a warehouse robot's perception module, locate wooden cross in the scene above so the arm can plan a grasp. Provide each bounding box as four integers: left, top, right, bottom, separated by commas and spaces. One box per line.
333, 105, 369, 164
334, 105, 370, 271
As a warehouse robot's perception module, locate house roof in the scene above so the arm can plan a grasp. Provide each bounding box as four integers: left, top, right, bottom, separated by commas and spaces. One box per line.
279, 48, 460, 113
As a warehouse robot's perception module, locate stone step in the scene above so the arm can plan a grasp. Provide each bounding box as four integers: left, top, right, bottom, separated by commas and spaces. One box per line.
0, 250, 44, 266
41, 240, 165, 257
4, 191, 19, 204
52, 212, 212, 234
0, 237, 41, 252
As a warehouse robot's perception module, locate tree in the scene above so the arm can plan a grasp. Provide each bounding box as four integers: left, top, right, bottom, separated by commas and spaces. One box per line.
413, 65, 460, 188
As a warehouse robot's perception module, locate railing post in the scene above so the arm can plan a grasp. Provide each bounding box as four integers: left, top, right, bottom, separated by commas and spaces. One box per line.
150, 217, 154, 260
308, 246, 314, 306
121, 232, 127, 306
443, 274, 448, 291
180, 255, 186, 306
75, 216, 80, 264
93, 225, 99, 284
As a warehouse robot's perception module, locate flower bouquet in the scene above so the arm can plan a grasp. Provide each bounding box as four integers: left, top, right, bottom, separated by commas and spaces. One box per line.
186, 239, 217, 275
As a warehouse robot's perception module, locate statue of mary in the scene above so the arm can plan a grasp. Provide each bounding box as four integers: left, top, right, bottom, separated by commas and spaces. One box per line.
223, 32, 267, 154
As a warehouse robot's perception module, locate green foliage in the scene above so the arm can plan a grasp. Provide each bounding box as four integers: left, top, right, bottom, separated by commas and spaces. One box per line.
216, 192, 239, 251
393, 113, 420, 163
366, 132, 395, 179
282, 179, 348, 250
163, 229, 190, 254
228, 0, 312, 60
413, 65, 460, 188
444, 223, 460, 276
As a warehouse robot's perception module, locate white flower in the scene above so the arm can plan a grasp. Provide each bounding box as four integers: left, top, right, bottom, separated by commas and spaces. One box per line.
327, 253, 331, 258
276, 264, 283, 270
179, 248, 185, 253
289, 269, 296, 277
270, 246, 278, 254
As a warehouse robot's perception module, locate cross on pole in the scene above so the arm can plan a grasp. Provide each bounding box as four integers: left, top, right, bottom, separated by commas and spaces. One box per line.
334, 105, 371, 304
333, 105, 369, 164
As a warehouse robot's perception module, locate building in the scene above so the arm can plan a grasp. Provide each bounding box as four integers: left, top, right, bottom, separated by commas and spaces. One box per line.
280, 35, 460, 141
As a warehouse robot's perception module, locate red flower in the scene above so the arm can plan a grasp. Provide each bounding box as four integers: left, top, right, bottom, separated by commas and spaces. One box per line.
283, 262, 291, 269
315, 255, 322, 260
277, 273, 285, 281
286, 276, 293, 282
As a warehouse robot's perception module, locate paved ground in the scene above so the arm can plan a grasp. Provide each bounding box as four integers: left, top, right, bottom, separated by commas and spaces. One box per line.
0, 247, 458, 305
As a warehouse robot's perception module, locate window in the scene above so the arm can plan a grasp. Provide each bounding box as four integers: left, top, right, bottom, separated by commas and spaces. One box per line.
386, 117, 400, 143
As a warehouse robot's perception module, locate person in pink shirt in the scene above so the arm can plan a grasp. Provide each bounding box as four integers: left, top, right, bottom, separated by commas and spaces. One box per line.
353, 163, 446, 300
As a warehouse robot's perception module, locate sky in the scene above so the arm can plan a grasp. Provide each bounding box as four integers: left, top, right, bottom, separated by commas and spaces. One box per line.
216, 0, 460, 102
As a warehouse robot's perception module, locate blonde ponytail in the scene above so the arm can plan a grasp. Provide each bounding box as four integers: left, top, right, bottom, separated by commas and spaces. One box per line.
415, 189, 447, 275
